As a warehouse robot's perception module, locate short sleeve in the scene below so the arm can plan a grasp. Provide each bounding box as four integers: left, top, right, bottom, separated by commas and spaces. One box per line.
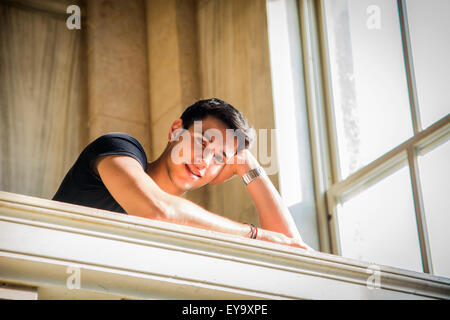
83, 132, 148, 178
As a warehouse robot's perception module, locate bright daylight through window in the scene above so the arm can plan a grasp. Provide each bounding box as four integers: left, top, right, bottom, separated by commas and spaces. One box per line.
323, 0, 449, 276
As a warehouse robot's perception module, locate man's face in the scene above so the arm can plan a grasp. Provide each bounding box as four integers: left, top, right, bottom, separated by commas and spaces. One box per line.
167, 115, 239, 192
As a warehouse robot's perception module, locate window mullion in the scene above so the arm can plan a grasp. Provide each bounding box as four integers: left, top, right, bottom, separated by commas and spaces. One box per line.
407, 146, 433, 274
329, 116, 449, 198
298, 0, 337, 253
398, 0, 422, 135
399, 0, 433, 274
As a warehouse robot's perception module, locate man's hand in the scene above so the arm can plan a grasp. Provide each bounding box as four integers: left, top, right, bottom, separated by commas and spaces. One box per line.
208, 149, 314, 252
257, 229, 312, 251
209, 148, 257, 185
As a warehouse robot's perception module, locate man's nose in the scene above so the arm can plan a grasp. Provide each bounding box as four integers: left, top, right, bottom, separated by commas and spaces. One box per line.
196, 150, 214, 171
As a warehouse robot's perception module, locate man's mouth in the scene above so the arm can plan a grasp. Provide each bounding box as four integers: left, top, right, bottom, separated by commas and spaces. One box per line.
184, 163, 202, 178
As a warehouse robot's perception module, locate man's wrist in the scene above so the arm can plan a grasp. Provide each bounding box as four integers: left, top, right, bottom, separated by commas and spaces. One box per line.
241, 222, 256, 238
235, 150, 259, 177
244, 223, 258, 239
236, 163, 253, 178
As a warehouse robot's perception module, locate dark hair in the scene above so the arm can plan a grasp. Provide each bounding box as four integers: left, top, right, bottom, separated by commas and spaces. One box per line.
180, 98, 255, 152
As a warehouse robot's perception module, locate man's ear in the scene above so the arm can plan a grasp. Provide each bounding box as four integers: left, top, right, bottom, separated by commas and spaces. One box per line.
168, 118, 183, 142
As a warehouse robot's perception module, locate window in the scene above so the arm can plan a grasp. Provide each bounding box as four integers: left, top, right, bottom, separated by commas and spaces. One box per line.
324, 0, 412, 179
294, 0, 449, 275
266, 0, 448, 274
320, 0, 449, 275
405, 0, 450, 129
266, 0, 320, 250
417, 138, 450, 277
337, 164, 423, 272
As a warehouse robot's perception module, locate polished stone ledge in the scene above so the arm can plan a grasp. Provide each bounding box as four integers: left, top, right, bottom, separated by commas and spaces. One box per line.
0, 191, 449, 300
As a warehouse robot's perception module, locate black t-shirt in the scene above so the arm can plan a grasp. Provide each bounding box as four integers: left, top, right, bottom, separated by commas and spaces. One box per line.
52, 132, 148, 214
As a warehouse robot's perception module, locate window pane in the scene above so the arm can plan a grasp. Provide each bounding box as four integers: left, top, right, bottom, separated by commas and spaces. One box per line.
337, 165, 422, 272
406, 0, 450, 129
324, 0, 413, 179
418, 137, 450, 278
266, 0, 320, 249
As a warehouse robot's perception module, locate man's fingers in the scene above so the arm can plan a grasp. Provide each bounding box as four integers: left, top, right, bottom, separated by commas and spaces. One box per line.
209, 163, 233, 185
290, 242, 307, 250
287, 238, 310, 250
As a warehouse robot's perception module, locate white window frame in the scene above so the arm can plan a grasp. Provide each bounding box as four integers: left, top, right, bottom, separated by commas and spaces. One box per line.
298, 0, 450, 274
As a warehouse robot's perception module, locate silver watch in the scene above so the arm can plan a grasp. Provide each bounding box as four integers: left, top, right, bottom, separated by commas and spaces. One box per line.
242, 167, 265, 186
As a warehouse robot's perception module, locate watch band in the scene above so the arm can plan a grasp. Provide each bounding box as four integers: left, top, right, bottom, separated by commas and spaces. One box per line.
242, 167, 265, 186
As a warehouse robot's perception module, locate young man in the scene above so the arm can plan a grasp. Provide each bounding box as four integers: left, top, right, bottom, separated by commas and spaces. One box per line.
53, 98, 311, 250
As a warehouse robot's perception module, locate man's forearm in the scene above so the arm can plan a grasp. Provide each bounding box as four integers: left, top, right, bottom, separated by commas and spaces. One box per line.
236, 152, 303, 241
97, 153, 305, 248
153, 191, 306, 249
153, 191, 251, 238
244, 174, 302, 240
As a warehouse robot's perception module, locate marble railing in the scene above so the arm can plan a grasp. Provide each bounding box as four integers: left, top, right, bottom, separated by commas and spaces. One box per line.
0, 191, 449, 300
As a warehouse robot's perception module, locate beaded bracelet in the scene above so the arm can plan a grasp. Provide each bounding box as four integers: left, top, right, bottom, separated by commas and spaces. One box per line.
245, 223, 258, 239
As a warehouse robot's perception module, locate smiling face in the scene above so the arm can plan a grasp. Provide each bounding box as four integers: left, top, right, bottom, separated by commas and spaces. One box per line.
166, 115, 239, 192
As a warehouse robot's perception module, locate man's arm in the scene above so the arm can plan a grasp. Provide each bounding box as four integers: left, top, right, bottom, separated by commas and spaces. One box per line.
236, 151, 303, 241
210, 149, 311, 249
96, 155, 306, 249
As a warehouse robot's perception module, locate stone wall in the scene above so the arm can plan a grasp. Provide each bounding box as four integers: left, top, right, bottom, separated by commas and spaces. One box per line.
196, 0, 278, 224
86, 0, 151, 153
1, 0, 278, 227
0, 0, 87, 199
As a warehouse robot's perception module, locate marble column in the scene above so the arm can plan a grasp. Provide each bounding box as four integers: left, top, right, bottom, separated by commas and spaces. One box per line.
86, 0, 151, 154
146, 0, 207, 207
